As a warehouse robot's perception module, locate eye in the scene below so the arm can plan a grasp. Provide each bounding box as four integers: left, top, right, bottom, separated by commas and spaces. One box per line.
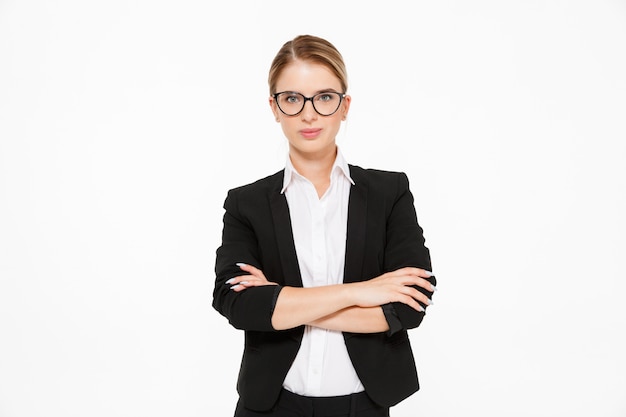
283, 93, 301, 104
317, 93, 334, 102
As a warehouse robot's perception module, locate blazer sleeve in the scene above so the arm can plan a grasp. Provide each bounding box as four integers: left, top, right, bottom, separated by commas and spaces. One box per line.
212, 188, 283, 332
384, 172, 437, 332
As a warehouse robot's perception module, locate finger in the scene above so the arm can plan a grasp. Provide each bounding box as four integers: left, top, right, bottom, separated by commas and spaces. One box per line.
231, 279, 262, 291
241, 280, 277, 288
230, 284, 247, 292
402, 286, 433, 307
400, 267, 434, 279
237, 262, 260, 274
393, 274, 425, 287
414, 277, 436, 292
225, 275, 253, 286
226, 275, 277, 290
397, 294, 425, 312
225, 276, 241, 285
231, 281, 278, 291
237, 263, 269, 281
238, 279, 264, 287
397, 275, 436, 292
385, 268, 433, 284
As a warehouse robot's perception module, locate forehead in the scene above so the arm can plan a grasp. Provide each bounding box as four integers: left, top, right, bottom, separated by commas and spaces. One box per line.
275, 60, 342, 94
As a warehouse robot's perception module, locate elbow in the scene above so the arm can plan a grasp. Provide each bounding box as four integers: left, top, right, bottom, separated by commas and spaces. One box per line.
212, 286, 283, 332
401, 307, 426, 329
404, 311, 426, 330
405, 275, 436, 329
392, 303, 428, 330
269, 303, 299, 331
270, 317, 289, 331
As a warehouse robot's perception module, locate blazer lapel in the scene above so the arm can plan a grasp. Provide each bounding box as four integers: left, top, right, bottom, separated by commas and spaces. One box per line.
344, 166, 368, 284
269, 173, 303, 288
268, 167, 369, 286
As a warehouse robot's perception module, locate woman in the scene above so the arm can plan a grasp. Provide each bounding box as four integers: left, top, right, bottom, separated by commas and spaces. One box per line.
213, 34, 436, 417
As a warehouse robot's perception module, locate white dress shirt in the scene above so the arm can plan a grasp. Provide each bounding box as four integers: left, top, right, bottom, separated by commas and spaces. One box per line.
281, 149, 365, 397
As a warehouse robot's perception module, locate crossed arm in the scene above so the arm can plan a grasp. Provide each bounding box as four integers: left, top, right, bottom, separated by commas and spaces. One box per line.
226, 263, 435, 332
214, 171, 436, 334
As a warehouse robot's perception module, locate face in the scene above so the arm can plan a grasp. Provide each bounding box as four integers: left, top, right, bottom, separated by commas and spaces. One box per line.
269, 60, 351, 160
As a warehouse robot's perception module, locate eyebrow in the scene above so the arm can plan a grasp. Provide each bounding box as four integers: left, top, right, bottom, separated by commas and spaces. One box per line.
315, 88, 341, 94
281, 88, 342, 95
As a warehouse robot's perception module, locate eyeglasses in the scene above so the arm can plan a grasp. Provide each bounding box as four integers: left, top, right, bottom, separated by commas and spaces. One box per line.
273, 91, 346, 116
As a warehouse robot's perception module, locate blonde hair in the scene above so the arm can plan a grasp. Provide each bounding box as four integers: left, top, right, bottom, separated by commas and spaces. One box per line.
268, 35, 348, 95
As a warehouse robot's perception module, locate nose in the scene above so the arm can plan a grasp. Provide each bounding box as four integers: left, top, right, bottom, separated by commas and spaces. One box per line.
300, 98, 318, 121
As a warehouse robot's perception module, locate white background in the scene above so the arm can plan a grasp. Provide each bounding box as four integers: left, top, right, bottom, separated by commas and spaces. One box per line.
1, 1, 625, 416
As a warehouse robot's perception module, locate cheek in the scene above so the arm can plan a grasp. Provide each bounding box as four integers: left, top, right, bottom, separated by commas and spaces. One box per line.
328, 116, 344, 131
279, 120, 297, 136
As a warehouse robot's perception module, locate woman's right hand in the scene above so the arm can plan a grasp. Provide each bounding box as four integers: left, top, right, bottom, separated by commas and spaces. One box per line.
350, 267, 435, 312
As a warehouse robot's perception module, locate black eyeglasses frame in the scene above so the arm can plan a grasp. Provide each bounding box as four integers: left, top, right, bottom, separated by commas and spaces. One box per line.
272, 91, 346, 116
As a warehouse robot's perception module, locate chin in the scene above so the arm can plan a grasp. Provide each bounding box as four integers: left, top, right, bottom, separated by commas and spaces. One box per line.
291, 139, 335, 154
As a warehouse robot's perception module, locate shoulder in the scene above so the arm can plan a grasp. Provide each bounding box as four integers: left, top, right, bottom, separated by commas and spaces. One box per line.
228, 170, 284, 197
349, 164, 409, 189
223, 170, 284, 213
222, 170, 284, 213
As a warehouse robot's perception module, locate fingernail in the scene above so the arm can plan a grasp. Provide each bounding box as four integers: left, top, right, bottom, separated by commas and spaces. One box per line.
236, 263, 247, 267
240, 281, 249, 285
427, 299, 434, 306
431, 285, 437, 292
230, 284, 241, 290
425, 270, 434, 277
419, 305, 425, 312
225, 278, 234, 285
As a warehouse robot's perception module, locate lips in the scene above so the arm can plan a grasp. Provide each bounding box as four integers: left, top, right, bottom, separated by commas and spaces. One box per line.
300, 128, 322, 139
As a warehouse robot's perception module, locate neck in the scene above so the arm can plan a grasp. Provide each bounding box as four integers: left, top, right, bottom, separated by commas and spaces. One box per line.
289, 146, 337, 197
290, 146, 337, 180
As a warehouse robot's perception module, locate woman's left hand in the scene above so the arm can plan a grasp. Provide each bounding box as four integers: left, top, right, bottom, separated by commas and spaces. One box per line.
226, 263, 278, 292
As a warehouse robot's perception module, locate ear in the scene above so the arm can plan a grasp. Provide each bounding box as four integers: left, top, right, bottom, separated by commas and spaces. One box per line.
269, 96, 280, 122
341, 94, 352, 120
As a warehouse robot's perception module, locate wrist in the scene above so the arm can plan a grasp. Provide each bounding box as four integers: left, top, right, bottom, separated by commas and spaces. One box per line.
340, 281, 359, 308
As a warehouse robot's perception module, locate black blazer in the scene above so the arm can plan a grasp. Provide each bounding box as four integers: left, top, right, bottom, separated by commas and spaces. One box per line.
213, 165, 435, 411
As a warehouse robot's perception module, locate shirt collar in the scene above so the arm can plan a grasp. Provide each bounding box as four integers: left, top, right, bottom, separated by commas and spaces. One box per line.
281, 147, 355, 194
